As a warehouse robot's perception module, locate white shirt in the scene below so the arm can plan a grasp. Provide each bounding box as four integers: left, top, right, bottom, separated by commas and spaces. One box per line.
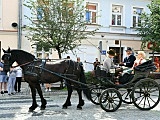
133, 58, 146, 67
15, 66, 22, 77
102, 57, 114, 73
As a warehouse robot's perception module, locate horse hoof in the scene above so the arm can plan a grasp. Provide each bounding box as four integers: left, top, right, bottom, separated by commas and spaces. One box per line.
68, 103, 72, 106
62, 106, 67, 109
28, 109, 34, 112
40, 107, 46, 110
77, 107, 82, 110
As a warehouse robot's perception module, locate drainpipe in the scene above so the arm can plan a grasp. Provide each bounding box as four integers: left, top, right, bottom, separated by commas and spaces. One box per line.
18, 0, 22, 49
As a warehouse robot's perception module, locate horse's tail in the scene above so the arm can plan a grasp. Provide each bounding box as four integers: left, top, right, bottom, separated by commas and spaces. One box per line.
79, 65, 91, 100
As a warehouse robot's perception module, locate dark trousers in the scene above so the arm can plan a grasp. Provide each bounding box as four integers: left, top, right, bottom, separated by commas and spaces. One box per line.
14, 77, 22, 92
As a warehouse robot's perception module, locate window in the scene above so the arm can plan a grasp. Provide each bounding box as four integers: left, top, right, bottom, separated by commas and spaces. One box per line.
86, 3, 97, 24
112, 5, 123, 26
132, 7, 143, 27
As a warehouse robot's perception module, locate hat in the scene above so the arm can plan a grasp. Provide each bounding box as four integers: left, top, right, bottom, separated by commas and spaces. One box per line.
107, 49, 116, 56
125, 47, 132, 51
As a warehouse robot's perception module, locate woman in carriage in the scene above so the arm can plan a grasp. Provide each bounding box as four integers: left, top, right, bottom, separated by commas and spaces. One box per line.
119, 51, 147, 84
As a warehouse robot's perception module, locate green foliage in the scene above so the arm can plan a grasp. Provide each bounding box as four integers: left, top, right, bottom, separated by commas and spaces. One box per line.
85, 71, 99, 85
24, 0, 98, 58
137, 0, 160, 52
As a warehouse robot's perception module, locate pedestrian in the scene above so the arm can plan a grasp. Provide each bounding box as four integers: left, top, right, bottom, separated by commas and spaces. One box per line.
93, 58, 100, 70
45, 83, 52, 92
14, 64, 22, 93
119, 47, 136, 68
77, 57, 83, 67
66, 56, 70, 59
7, 64, 17, 95
0, 60, 8, 94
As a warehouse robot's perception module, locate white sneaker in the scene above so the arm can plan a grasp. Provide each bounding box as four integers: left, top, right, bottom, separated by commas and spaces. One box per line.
48, 89, 51, 92
45, 89, 48, 92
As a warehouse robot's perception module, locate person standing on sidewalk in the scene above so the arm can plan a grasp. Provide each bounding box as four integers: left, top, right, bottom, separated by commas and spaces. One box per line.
0, 60, 8, 94
8, 64, 17, 95
45, 83, 52, 92
14, 65, 22, 93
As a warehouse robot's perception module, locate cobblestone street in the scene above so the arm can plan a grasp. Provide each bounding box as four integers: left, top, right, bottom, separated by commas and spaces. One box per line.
0, 82, 160, 120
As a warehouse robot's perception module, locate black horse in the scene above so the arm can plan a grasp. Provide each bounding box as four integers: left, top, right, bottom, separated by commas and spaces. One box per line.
2, 48, 91, 112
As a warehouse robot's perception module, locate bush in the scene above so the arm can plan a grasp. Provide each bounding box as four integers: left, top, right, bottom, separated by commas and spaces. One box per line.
85, 71, 99, 85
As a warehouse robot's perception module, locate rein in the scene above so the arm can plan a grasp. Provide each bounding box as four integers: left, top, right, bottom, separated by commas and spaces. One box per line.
35, 66, 90, 87
11, 60, 36, 68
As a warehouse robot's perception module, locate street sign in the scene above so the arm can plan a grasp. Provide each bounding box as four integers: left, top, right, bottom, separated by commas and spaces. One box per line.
101, 50, 106, 55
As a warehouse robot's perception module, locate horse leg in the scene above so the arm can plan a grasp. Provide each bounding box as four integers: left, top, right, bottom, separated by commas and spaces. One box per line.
36, 82, 47, 110
62, 84, 72, 109
76, 89, 84, 110
28, 82, 38, 112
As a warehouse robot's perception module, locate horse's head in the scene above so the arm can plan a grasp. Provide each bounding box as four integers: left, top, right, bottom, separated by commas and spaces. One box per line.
2, 47, 12, 71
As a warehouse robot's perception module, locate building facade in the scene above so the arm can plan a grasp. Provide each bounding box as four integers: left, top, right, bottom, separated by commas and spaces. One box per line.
0, 0, 152, 71
62, 0, 152, 71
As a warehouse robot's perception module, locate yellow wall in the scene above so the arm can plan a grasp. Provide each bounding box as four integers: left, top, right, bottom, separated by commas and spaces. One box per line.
2, 0, 18, 30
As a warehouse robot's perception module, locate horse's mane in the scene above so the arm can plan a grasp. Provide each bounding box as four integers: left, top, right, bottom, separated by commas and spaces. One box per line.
11, 49, 35, 60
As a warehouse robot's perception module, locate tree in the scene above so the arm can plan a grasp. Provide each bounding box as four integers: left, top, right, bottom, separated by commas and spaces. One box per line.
24, 0, 98, 58
137, 0, 160, 52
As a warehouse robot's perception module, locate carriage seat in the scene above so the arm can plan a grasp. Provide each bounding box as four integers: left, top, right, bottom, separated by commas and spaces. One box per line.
134, 60, 157, 72
119, 60, 156, 84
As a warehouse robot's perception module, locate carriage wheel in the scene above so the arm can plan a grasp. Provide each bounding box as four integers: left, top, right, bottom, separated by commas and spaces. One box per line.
99, 88, 122, 112
120, 88, 133, 104
131, 78, 160, 110
90, 88, 103, 105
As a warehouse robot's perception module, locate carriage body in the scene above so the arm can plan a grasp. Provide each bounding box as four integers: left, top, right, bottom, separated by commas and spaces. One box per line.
90, 60, 160, 112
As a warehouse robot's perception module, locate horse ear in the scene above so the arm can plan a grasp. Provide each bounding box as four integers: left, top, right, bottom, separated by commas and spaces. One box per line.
8, 47, 11, 52
2, 48, 6, 53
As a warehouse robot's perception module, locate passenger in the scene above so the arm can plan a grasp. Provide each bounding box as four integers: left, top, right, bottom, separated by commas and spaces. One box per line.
119, 51, 146, 84
119, 47, 136, 68
102, 49, 116, 73
132, 51, 146, 69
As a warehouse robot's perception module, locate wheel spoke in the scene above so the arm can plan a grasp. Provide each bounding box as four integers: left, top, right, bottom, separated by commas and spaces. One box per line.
92, 96, 98, 101
147, 84, 156, 93
147, 97, 151, 108
143, 97, 147, 108
148, 96, 156, 103
137, 96, 145, 106
104, 102, 109, 108
111, 103, 115, 110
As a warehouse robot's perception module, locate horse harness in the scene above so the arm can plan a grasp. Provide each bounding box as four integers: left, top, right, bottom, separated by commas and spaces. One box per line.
24, 59, 78, 84
24, 60, 44, 77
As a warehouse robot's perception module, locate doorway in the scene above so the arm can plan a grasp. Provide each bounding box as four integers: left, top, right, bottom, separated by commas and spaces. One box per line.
109, 47, 123, 64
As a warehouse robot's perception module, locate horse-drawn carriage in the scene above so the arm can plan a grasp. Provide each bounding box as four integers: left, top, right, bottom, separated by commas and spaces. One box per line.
2, 48, 160, 112
90, 60, 160, 112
